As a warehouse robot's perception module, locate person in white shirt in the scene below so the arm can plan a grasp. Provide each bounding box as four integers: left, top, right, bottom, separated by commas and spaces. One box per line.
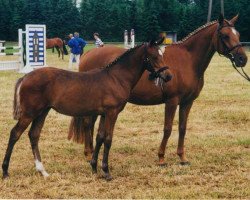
93, 32, 104, 48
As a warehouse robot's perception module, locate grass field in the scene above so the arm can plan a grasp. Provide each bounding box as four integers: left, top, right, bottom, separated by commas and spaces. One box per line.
0, 44, 249, 198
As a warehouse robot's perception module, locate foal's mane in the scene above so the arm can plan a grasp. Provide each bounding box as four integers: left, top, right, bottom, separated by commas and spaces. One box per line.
103, 44, 144, 69
173, 20, 218, 45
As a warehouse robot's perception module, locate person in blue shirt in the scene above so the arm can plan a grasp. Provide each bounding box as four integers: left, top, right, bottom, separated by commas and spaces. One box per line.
68, 33, 81, 69
74, 32, 87, 55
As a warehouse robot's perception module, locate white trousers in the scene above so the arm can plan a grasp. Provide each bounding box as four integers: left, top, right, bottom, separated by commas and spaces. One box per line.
69, 53, 80, 69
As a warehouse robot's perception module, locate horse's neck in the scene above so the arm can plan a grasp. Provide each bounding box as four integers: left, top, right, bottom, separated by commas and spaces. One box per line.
181, 23, 218, 78
110, 47, 145, 89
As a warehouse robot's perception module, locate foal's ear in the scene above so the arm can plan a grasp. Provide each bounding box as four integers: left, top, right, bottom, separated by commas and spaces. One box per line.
218, 13, 224, 26
230, 14, 239, 25
149, 39, 157, 47
155, 37, 165, 46
149, 37, 165, 47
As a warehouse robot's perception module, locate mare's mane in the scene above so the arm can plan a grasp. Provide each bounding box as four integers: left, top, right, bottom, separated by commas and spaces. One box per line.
173, 20, 218, 45
103, 44, 144, 69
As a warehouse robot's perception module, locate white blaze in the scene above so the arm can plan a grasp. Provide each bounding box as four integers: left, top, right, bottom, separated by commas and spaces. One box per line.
231, 28, 237, 36
158, 46, 165, 57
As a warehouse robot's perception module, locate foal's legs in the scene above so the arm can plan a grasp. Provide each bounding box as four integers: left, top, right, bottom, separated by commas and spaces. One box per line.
177, 101, 193, 165
28, 110, 50, 177
2, 117, 32, 179
101, 111, 118, 180
158, 102, 177, 165
90, 115, 105, 173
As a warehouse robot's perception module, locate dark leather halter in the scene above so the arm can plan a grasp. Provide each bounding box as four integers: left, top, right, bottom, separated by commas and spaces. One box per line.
217, 25, 242, 56
217, 25, 250, 81
143, 44, 171, 83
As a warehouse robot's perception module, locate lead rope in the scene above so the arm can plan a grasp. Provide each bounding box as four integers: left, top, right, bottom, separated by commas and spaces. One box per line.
229, 56, 250, 81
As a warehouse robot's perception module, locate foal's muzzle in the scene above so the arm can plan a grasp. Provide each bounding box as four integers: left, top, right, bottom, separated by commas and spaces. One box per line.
149, 66, 172, 82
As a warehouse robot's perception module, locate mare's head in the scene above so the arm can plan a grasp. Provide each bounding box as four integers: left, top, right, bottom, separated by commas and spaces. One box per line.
144, 37, 172, 82
214, 14, 247, 67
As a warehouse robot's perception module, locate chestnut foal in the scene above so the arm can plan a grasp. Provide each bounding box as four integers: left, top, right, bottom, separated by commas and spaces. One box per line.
2, 38, 172, 180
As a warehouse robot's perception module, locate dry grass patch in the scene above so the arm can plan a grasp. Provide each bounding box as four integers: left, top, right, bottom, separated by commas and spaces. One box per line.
0, 49, 249, 198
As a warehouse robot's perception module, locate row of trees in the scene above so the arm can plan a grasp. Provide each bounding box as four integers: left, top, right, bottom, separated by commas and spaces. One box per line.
0, 0, 249, 42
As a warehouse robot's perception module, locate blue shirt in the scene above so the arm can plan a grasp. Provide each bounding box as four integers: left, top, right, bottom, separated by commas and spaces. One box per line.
76, 37, 87, 49
68, 38, 81, 55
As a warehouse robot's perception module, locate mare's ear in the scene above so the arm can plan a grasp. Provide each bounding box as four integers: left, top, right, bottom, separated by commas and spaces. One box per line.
218, 13, 224, 26
230, 14, 239, 25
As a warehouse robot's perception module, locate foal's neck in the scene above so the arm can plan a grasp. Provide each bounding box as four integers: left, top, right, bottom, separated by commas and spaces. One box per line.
182, 23, 218, 78
109, 46, 146, 89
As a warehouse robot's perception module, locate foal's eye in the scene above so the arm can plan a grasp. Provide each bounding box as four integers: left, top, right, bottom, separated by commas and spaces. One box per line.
222, 35, 229, 40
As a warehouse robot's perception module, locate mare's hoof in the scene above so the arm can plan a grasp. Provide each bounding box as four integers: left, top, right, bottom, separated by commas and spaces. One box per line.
85, 154, 92, 163
103, 173, 112, 181
180, 161, 191, 166
157, 162, 168, 167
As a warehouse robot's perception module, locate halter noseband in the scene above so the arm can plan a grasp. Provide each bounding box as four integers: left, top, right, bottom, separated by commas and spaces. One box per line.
217, 25, 250, 81
143, 44, 170, 82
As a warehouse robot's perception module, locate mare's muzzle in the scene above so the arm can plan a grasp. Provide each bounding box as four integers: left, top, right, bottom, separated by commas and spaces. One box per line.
233, 52, 248, 68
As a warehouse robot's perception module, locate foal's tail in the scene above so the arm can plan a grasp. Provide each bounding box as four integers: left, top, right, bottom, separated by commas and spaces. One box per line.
62, 41, 68, 55
13, 77, 24, 120
68, 117, 85, 143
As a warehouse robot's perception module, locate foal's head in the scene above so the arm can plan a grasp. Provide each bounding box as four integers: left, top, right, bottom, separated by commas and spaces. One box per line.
214, 14, 247, 67
144, 37, 172, 82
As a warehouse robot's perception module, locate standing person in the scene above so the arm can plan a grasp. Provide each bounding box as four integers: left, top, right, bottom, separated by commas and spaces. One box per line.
74, 32, 87, 56
93, 32, 104, 48
68, 34, 81, 70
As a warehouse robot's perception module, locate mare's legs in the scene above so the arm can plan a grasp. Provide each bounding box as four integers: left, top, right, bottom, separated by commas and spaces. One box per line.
28, 109, 50, 177
158, 101, 177, 165
2, 117, 32, 179
90, 115, 105, 173
52, 47, 54, 53
177, 101, 193, 165
83, 115, 98, 161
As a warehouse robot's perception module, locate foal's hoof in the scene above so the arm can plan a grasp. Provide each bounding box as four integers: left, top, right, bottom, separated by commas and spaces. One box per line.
2, 173, 9, 180
90, 160, 97, 173
180, 161, 191, 166
103, 173, 112, 181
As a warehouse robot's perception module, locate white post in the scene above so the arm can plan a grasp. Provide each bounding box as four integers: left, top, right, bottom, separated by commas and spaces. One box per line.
18, 29, 24, 69
20, 24, 46, 73
130, 29, 135, 48
124, 30, 128, 49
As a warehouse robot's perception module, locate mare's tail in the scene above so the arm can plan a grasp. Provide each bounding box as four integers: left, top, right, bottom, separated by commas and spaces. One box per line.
62, 41, 68, 55
13, 77, 24, 120
68, 117, 86, 143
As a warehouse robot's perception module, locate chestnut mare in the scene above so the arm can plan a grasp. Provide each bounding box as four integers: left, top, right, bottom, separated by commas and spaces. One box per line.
2, 39, 172, 180
69, 15, 248, 166
46, 37, 68, 59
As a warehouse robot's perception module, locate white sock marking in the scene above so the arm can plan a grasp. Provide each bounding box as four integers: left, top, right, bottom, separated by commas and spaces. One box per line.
35, 159, 49, 177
